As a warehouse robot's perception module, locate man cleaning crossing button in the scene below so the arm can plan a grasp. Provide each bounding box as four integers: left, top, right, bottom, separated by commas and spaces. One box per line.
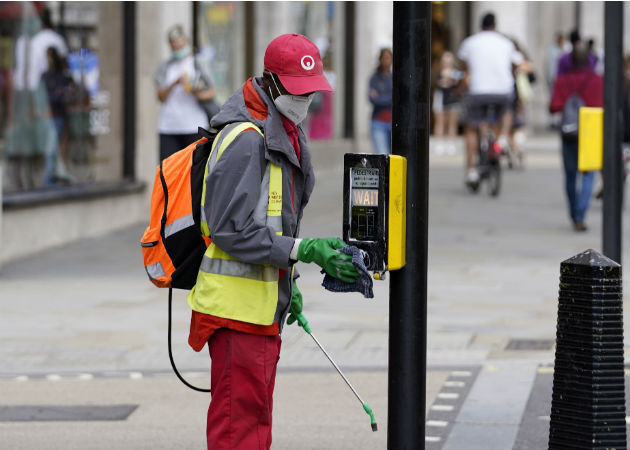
186, 34, 359, 450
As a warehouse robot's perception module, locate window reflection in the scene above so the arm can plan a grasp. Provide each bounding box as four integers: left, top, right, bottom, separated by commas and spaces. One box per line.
1, 1, 119, 194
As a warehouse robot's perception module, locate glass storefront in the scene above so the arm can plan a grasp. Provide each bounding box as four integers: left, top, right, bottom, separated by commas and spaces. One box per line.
195, 1, 339, 140
0, 1, 124, 195
290, 1, 337, 140
196, 1, 245, 106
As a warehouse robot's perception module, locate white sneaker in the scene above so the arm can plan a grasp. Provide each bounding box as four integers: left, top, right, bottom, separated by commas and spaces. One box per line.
497, 135, 510, 153
466, 169, 479, 184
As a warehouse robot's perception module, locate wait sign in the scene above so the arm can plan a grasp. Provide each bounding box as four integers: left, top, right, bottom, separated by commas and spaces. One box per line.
352, 189, 379, 207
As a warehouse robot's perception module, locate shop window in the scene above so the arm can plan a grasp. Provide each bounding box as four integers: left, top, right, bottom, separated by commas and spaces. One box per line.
195, 1, 338, 141
196, 2, 245, 106
289, 1, 337, 141
0, 1, 126, 195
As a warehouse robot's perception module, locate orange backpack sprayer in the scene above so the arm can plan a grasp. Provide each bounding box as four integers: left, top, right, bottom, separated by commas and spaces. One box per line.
141, 127, 216, 392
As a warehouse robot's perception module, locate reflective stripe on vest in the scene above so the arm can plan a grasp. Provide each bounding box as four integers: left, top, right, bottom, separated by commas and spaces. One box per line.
189, 121, 284, 325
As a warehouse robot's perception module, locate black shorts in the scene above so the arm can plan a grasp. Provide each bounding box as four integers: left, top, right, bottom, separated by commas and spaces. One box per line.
465, 94, 513, 127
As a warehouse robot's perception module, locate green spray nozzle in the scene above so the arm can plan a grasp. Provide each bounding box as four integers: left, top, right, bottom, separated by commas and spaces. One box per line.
362, 402, 378, 432
295, 312, 312, 334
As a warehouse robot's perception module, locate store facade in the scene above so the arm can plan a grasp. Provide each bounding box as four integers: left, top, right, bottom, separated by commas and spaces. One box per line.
0, 1, 147, 264
5, 1, 619, 266
0, 1, 380, 266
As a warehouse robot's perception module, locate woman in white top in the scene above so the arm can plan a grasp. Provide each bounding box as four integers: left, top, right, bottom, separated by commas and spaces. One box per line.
154, 25, 216, 160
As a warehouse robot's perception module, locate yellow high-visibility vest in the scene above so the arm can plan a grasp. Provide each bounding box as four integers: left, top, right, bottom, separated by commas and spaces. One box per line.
187, 122, 283, 325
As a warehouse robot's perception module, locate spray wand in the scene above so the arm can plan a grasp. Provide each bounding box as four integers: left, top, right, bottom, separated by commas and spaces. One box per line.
295, 312, 378, 432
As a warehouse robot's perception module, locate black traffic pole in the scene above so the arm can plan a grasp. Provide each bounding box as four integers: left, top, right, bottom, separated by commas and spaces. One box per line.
122, 2, 136, 181
389, 2, 431, 450
602, 1, 624, 264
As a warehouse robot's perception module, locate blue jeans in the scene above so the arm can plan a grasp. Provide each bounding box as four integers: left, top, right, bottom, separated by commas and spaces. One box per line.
371, 120, 391, 155
562, 138, 594, 223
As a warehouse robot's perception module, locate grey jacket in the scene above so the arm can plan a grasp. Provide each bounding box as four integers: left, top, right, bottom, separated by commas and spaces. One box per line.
204, 77, 315, 328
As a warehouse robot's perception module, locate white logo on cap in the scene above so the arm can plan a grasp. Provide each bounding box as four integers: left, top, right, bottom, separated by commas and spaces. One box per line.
301, 55, 315, 71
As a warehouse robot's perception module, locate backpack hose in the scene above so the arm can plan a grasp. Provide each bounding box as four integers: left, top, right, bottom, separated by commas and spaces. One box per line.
168, 288, 211, 393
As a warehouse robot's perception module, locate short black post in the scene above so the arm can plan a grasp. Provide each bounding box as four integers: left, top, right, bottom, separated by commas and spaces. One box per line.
549, 249, 626, 450
602, 1, 624, 264
389, 2, 431, 450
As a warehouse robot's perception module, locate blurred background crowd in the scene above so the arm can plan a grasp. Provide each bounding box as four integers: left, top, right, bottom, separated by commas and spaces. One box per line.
0, 1, 629, 265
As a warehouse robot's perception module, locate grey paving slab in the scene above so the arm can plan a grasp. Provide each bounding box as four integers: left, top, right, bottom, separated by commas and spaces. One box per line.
443, 423, 519, 450
0, 405, 138, 422
441, 361, 538, 450
455, 361, 538, 424
426, 366, 481, 450
2, 134, 630, 448
0, 367, 467, 450
513, 369, 553, 450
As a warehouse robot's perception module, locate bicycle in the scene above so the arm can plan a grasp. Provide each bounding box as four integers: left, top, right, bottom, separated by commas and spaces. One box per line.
467, 101, 504, 197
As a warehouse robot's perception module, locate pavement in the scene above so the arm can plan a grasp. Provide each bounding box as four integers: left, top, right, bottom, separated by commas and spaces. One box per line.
1, 132, 630, 450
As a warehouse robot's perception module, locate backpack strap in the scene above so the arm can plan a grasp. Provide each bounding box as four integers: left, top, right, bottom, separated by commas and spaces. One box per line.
198, 126, 217, 140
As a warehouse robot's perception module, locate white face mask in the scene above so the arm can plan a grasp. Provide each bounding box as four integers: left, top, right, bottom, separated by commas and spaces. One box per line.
271, 76, 314, 124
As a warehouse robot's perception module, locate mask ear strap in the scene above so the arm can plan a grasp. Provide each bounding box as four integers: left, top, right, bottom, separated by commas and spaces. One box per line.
268, 72, 284, 100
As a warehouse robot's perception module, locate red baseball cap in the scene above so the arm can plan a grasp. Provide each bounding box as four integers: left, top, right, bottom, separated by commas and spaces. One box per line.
264, 33, 333, 95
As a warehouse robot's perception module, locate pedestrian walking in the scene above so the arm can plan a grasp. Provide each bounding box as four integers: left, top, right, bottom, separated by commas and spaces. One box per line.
155, 25, 216, 161
550, 42, 603, 232
432, 50, 463, 155
368, 48, 393, 155
546, 32, 569, 129
457, 13, 525, 186
546, 32, 566, 91
185, 33, 359, 450
510, 38, 536, 168
556, 30, 598, 77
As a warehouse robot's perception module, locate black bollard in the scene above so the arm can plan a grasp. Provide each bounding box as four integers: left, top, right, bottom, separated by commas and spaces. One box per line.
549, 249, 626, 450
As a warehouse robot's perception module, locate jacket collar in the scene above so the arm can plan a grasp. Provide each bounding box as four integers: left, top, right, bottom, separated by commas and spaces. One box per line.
210, 77, 309, 171
249, 78, 303, 168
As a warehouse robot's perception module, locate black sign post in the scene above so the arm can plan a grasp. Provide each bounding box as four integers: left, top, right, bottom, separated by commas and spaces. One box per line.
389, 2, 431, 449
602, 2, 624, 263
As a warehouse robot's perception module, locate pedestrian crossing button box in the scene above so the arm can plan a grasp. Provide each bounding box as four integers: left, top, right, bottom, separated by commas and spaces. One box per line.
342, 153, 406, 275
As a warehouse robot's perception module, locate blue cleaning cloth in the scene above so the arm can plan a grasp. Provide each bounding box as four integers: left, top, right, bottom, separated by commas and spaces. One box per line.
321, 245, 374, 298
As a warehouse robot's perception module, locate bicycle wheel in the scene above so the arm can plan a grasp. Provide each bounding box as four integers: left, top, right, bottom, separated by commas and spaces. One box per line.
487, 162, 501, 197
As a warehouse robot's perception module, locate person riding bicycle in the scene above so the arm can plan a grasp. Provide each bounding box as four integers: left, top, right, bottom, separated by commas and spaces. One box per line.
457, 13, 525, 187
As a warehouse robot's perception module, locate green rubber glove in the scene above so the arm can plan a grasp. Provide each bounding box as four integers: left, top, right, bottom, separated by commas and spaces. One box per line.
297, 237, 359, 283
287, 281, 303, 327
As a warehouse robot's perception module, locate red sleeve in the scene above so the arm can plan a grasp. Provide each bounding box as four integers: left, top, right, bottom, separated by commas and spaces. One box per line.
550, 76, 568, 113
583, 75, 604, 107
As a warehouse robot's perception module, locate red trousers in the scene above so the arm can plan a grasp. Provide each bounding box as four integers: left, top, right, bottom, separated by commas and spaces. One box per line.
207, 328, 282, 450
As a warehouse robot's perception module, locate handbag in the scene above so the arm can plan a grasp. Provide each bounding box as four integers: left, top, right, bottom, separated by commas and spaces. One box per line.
515, 71, 533, 102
